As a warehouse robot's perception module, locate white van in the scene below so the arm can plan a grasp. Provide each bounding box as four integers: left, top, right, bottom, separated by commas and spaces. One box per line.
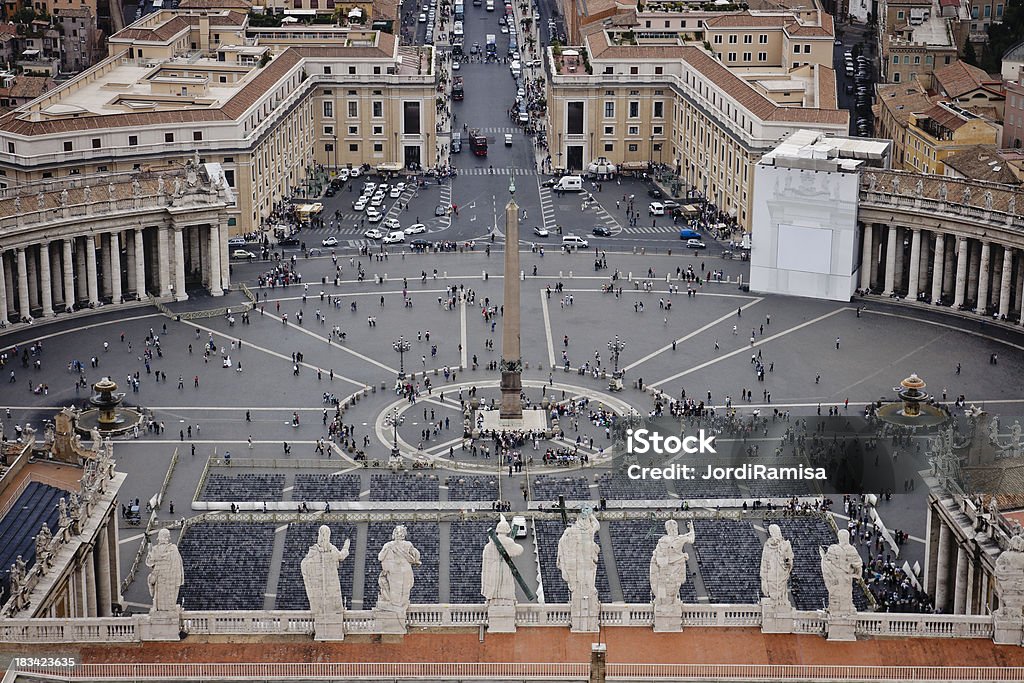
562, 234, 589, 249
648, 202, 665, 216
486, 0, 494, 9
554, 175, 583, 192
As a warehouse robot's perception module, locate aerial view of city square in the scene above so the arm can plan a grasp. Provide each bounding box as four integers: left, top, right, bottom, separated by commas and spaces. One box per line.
0, 0, 1024, 678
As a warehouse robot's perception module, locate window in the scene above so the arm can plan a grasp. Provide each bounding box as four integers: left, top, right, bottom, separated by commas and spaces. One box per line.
603, 125, 614, 135
604, 66, 613, 74
567, 101, 585, 134
373, 67, 381, 75
653, 101, 663, 118
628, 125, 639, 135
604, 101, 614, 118
349, 143, 358, 151
348, 101, 358, 117
372, 101, 383, 118
630, 66, 638, 74
349, 126, 359, 135
372, 125, 383, 135
349, 66, 357, 74
63, 141, 73, 152
713, 35, 722, 44
604, 143, 614, 152
628, 101, 639, 118
997, 4, 1004, 16
728, 34, 737, 43
743, 34, 752, 43
373, 142, 383, 152
325, 143, 334, 152
983, 4, 990, 16
727, 52, 736, 61
759, 34, 767, 43
758, 52, 767, 61
803, 44, 811, 53
6, 142, 12, 153
897, 10, 904, 18
743, 52, 751, 61
324, 66, 332, 75
793, 45, 801, 54
628, 143, 638, 152
913, 55, 920, 64
324, 125, 334, 135
654, 66, 663, 75
224, 170, 234, 186
193, 131, 203, 141
128, 135, 138, 146
403, 101, 421, 135
165, 133, 174, 143
893, 55, 899, 63
903, 55, 910, 64
653, 125, 663, 135
323, 101, 333, 118
893, 72, 901, 83
92, 138, 100, 149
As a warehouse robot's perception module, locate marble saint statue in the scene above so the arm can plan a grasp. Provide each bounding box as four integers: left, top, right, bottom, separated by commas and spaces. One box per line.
760, 524, 794, 607
556, 507, 601, 603
649, 519, 694, 606
995, 535, 1024, 617
83, 184, 92, 204
376, 525, 421, 614
301, 525, 351, 616
985, 190, 994, 211
481, 515, 524, 606
819, 529, 863, 614
891, 176, 900, 195
938, 182, 948, 202
59, 188, 69, 206
145, 528, 184, 613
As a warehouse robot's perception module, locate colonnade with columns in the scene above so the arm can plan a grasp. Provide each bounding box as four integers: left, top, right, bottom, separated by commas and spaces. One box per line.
0, 221, 230, 324
925, 497, 997, 617
859, 222, 1024, 324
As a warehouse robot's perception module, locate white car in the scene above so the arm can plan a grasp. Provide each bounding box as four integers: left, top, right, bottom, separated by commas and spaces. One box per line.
363, 181, 376, 193
389, 185, 402, 198
231, 249, 256, 260
419, 12, 427, 21
227, 236, 247, 246
395, 182, 406, 192
366, 208, 383, 222
405, 223, 427, 234
382, 230, 406, 244
353, 197, 369, 211
322, 236, 339, 247
370, 195, 385, 207
452, 61, 460, 71
349, 167, 362, 178
364, 228, 384, 239
517, 87, 525, 98
383, 217, 402, 231
511, 515, 528, 538
648, 202, 665, 216
504, 133, 513, 146
686, 238, 707, 249
533, 226, 549, 237
500, 24, 508, 33
337, 168, 350, 181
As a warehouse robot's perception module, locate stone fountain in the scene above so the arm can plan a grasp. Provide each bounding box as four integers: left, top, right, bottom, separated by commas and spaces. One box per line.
76, 377, 144, 435
875, 373, 950, 428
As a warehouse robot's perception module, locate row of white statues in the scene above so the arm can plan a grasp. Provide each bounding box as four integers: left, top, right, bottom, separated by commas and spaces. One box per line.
144, 513, 871, 637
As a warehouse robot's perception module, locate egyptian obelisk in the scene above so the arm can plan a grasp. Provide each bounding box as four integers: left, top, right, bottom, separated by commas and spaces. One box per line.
499, 179, 523, 420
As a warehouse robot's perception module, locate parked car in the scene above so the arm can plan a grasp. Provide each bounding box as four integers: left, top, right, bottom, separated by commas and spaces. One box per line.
647, 188, 663, 198
686, 238, 707, 249
366, 207, 383, 222
389, 185, 402, 198
364, 228, 384, 239
231, 249, 256, 260
227, 236, 247, 246
648, 202, 665, 216
592, 226, 612, 237
322, 236, 339, 247
533, 226, 549, 237
411, 238, 430, 249
353, 197, 369, 211
434, 204, 448, 217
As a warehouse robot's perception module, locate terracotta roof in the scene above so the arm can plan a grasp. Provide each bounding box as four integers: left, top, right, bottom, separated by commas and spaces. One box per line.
113, 11, 247, 42
942, 145, 1023, 185
704, 12, 788, 28
178, 0, 252, 7
371, 0, 400, 21
0, 76, 56, 101
934, 60, 1004, 99
816, 64, 837, 108
220, 48, 302, 119
918, 102, 968, 131
582, 29, 846, 126
876, 81, 935, 126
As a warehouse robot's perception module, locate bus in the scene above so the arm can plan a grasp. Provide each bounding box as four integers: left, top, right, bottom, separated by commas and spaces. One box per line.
469, 128, 488, 156
295, 202, 323, 224
485, 33, 497, 56
454, 1, 464, 19
452, 76, 464, 100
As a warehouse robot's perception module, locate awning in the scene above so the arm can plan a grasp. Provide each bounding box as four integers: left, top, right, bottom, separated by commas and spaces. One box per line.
377, 162, 404, 172
619, 161, 649, 171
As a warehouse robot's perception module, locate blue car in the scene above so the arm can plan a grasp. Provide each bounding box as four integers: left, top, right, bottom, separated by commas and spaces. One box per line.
679, 228, 701, 240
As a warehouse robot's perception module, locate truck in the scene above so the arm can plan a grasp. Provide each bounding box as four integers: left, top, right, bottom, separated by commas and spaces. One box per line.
452, 75, 464, 100
485, 33, 497, 56
454, 1, 464, 19
469, 128, 488, 156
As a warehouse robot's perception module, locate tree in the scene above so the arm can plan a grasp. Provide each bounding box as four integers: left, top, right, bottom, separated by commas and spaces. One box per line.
963, 37, 978, 66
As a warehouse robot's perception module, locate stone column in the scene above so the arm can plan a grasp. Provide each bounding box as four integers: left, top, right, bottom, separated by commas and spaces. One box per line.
62, 239, 75, 311
173, 226, 188, 302
134, 228, 147, 298
953, 545, 968, 614
999, 247, 1014, 320
907, 229, 921, 300
84, 550, 98, 617
953, 237, 969, 309
942, 236, 955, 298
974, 241, 991, 313
967, 240, 981, 303
0, 250, 8, 324
100, 234, 112, 298
869, 225, 880, 288
930, 233, 945, 305
965, 555, 976, 615
125, 231, 137, 297
16, 247, 30, 321
883, 226, 898, 295
85, 237, 100, 306
157, 226, 171, 298
109, 232, 122, 304
3, 253, 14, 320
75, 240, 87, 302
893, 227, 905, 291
219, 225, 230, 292
39, 241, 53, 317
207, 224, 223, 295
934, 524, 952, 612
26, 247, 38, 309
96, 523, 112, 617
860, 223, 873, 290
189, 226, 201, 278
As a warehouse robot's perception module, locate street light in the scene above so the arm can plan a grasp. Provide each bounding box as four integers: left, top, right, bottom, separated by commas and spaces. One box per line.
333, 132, 338, 175
393, 336, 412, 379
607, 335, 626, 378
383, 407, 404, 459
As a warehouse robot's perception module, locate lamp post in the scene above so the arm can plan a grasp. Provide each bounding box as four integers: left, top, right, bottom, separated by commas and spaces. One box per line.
557, 132, 563, 170
384, 407, 404, 459
333, 132, 338, 175
607, 335, 626, 378
393, 336, 412, 379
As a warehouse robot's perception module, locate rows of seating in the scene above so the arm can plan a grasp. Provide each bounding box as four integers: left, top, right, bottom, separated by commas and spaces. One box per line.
449, 521, 490, 603
275, 522, 358, 610
674, 470, 742, 499
607, 520, 698, 604
446, 476, 499, 502
291, 474, 362, 502
0, 482, 64, 600
597, 471, 668, 501
773, 517, 870, 611
178, 522, 275, 610
692, 520, 761, 603
744, 477, 814, 498
534, 520, 611, 604
198, 473, 285, 502
369, 473, 440, 502
362, 521, 439, 608
532, 476, 591, 505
